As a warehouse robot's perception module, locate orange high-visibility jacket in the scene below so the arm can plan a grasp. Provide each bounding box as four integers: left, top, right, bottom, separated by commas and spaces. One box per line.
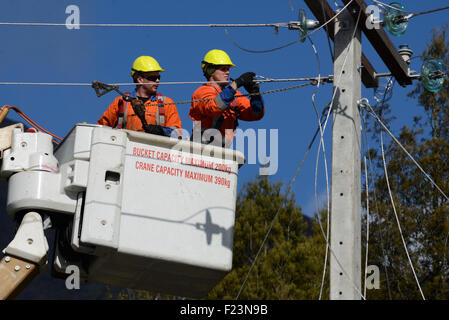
97, 95, 182, 133
189, 83, 265, 142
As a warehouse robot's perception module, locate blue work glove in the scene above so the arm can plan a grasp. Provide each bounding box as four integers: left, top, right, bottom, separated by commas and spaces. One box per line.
161, 126, 175, 137
218, 85, 236, 105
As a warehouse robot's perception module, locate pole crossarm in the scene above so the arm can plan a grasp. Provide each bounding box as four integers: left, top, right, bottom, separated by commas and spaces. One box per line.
340, 0, 412, 86
304, 0, 379, 88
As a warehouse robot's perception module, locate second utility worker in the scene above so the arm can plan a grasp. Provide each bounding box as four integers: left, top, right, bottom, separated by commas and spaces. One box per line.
189, 49, 265, 147
97, 56, 182, 137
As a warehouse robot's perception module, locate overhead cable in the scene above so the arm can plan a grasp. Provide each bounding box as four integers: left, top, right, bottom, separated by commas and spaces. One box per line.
0, 76, 330, 86
360, 99, 449, 203
365, 79, 394, 299
0, 0, 353, 39
379, 128, 426, 300
224, 0, 355, 54
305, 35, 331, 301
0, 22, 290, 28
91, 81, 318, 107
363, 152, 370, 298
235, 108, 325, 300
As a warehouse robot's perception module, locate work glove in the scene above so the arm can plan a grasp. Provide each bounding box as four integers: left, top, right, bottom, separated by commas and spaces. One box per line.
234, 72, 256, 89
218, 85, 236, 106
143, 124, 165, 136
244, 80, 260, 95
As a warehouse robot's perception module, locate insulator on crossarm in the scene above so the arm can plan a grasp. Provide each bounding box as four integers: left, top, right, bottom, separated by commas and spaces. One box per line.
383, 2, 408, 37
421, 59, 445, 93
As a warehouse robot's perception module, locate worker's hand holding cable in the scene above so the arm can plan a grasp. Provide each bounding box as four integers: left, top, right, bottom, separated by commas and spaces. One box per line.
234, 72, 256, 88
243, 79, 260, 95
215, 72, 256, 110
236, 72, 265, 115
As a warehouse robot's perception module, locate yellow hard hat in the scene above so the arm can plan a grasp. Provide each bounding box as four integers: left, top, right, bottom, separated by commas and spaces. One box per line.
201, 49, 236, 70
131, 56, 165, 77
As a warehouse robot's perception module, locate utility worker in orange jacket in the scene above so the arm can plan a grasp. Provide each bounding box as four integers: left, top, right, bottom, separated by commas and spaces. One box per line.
97, 56, 182, 137
189, 49, 265, 147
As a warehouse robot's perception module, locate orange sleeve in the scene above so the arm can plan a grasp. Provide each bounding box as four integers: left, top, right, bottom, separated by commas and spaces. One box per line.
189, 86, 223, 120
97, 96, 121, 127
164, 97, 182, 130
235, 93, 265, 122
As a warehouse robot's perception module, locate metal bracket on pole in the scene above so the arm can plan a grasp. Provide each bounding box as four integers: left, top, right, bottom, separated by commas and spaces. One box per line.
330, 8, 362, 300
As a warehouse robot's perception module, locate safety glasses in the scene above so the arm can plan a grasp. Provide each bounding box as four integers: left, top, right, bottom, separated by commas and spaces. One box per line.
142, 74, 161, 82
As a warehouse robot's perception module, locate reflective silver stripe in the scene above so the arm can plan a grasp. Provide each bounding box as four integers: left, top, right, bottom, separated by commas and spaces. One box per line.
156, 101, 160, 125
156, 96, 166, 126
214, 94, 229, 111
123, 102, 128, 128
160, 96, 165, 125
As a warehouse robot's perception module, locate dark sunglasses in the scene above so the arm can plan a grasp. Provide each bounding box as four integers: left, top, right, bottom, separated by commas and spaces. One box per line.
142, 74, 161, 82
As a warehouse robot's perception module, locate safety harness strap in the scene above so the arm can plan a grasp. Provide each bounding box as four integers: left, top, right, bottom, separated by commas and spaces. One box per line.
118, 94, 166, 129
117, 92, 131, 129
156, 95, 166, 126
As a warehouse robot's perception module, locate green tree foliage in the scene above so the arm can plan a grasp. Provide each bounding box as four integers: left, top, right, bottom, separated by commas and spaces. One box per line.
362, 26, 449, 299
207, 176, 327, 300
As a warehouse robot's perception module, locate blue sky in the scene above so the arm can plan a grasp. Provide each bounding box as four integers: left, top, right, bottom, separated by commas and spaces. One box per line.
0, 0, 448, 217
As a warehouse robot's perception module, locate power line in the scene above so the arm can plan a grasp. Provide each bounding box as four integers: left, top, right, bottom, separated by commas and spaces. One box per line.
305, 35, 331, 300
221, 0, 355, 55
304, 35, 332, 301
234, 109, 324, 300
379, 128, 426, 300
360, 99, 449, 203
0, 0, 354, 38
0, 77, 330, 86
95, 81, 317, 107
412, 6, 449, 18
225, 28, 303, 54
364, 78, 394, 299
0, 79, 320, 107
361, 97, 449, 299
0, 22, 290, 28
234, 33, 325, 300
362, 154, 370, 298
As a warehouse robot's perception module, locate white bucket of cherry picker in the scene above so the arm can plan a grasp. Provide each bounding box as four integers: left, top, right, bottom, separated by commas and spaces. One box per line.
43, 124, 245, 298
